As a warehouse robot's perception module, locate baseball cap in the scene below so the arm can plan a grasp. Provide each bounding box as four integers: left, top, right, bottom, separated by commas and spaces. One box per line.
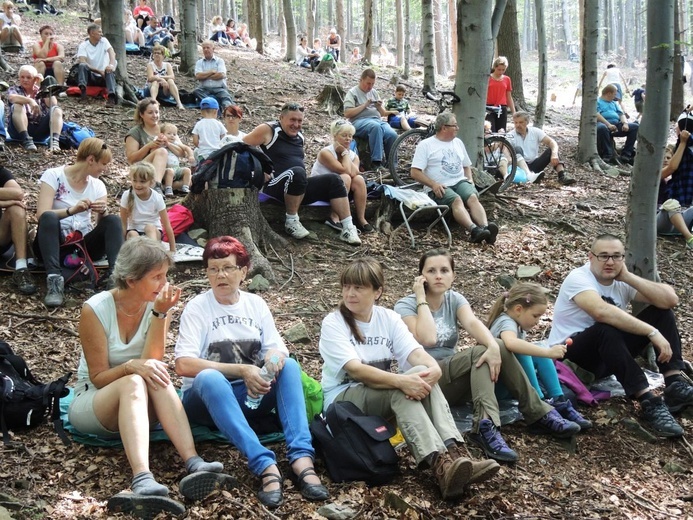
677, 108, 693, 131
200, 97, 219, 110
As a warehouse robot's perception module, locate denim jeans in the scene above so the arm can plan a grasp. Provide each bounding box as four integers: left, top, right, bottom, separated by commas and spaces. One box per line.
596, 121, 639, 159
77, 63, 116, 95
352, 117, 397, 163
0, 100, 6, 138
181, 357, 314, 476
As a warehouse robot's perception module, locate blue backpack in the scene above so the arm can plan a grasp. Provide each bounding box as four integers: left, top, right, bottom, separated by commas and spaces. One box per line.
59, 122, 95, 149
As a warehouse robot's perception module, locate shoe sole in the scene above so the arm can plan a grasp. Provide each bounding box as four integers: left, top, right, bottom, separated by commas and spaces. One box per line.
468, 461, 501, 485
441, 458, 473, 499
179, 471, 237, 501
528, 424, 581, 439
467, 433, 518, 463
469, 232, 491, 244
665, 400, 693, 414
107, 492, 185, 519
643, 420, 684, 438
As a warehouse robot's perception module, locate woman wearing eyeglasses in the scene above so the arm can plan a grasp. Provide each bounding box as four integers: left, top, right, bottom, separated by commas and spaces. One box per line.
174, 236, 329, 509
220, 104, 246, 145
34, 138, 123, 307
311, 119, 372, 233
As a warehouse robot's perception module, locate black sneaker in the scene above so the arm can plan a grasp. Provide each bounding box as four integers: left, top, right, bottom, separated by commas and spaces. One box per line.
324, 219, 342, 231
664, 380, 693, 413
529, 408, 581, 438
557, 171, 576, 185
485, 222, 499, 245
12, 268, 37, 295
550, 397, 592, 430
640, 396, 684, 437
467, 419, 518, 463
469, 226, 491, 244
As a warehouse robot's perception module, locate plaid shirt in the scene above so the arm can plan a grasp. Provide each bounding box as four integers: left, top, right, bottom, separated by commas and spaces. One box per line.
663, 135, 693, 206
8, 85, 49, 124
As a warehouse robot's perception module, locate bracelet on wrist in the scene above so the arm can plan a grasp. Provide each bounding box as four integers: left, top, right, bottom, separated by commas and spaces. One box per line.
151, 309, 168, 320
416, 301, 429, 310
65, 207, 71, 216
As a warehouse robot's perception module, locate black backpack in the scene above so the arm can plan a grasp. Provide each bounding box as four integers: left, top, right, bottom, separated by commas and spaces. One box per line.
0, 341, 71, 445
191, 142, 274, 193
310, 401, 399, 485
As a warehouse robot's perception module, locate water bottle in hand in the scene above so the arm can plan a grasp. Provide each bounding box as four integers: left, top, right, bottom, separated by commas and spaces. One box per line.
245, 355, 280, 409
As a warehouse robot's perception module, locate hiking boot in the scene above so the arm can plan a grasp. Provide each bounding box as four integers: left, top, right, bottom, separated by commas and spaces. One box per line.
640, 395, 684, 437
285, 219, 310, 239
550, 397, 592, 430
12, 268, 37, 295
446, 443, 500, 485
432, 451, 472, 500
528, 408, 581, 438
467, 419, 518, 463
485, 222, 499, 245
469, 226, 491, 244
339, 225, 362, 246
22, 139, 37, 152
106, 94, 117, 107
557, 171, 576, 185
44, 275, 64, 307
664, 380, 693, 413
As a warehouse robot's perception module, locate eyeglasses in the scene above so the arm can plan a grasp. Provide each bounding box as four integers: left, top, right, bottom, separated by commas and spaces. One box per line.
283, 103, 305, 112
444, 124, 459, 128
207, 265, 243, 276
224, 114, 239, 118
591, 252, 625, 262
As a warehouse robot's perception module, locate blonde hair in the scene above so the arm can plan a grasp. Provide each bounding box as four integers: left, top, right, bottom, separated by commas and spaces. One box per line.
160, 122, 177, 135
125, 162, 156, 217
211, 15, 223, 25
2, 1, 15, 10
151, 44, 166, 55
330, 119, 355, 138
76, 137, 112, 163
491, 56, 509, 72
486, 282, 548, 328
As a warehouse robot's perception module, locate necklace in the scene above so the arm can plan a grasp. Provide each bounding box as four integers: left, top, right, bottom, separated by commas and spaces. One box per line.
116, 289, 146, 317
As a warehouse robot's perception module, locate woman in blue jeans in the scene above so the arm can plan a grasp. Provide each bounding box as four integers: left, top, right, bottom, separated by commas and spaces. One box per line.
174, 236, 328, 509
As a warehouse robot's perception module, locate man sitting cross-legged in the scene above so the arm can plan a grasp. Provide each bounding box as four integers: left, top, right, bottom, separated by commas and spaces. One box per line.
410, 113, 498, 245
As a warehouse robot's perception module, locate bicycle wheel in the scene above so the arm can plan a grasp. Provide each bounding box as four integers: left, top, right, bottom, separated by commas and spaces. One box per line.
388, 128, 430, 186
483, 135, 517, 192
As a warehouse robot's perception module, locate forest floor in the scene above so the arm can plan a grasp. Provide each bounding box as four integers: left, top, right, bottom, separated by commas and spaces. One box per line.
1, 10, 693, 520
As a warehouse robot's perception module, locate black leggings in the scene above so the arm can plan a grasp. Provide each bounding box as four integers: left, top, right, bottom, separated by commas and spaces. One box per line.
33, 212, 123, 276
264, 168, 347, 205
485, 106, 508, 133
564, 306, 686, 397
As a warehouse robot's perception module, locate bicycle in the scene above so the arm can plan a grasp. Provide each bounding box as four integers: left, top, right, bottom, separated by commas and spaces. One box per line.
387, 92, 517, 191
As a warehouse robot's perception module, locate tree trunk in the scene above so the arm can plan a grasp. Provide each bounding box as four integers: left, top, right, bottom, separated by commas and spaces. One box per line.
448, 0, 457, 71
534, 0, 547, 128
626, 0, 674, 281
624, 0, 635, 66
99, 0, 137, 104
179, 0, 198, 76
249, 0, 265, 53
283, 0, 296, 61
561, 0, 572, 59
306, 0, 315, 42
455, 0, 496, 168
491, 0, 507, 39
671, 0, 684, 119
363, 0, 374, 62
577, 0, 600, 165
336, 0, 346, 62
403, 0, 411, 78
396, 0, 404, 65
422, 0, 436, 92
497, 0, 526, 110
433, 0, 446, 76
184, 189, 287, 282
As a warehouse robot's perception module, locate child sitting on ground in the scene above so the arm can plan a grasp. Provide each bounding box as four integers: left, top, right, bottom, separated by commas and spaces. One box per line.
486, 282, 592, 430
192, 97, 227, 162
160, 122, 194, 197
120, 162, 176, 252
385, 85, 419, 131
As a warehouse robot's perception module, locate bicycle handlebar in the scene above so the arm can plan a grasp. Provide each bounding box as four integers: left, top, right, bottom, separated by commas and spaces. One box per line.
424, 90, 461, 104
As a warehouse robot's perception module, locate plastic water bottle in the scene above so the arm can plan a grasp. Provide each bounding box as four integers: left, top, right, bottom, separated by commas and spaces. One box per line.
245, 355, 279, 409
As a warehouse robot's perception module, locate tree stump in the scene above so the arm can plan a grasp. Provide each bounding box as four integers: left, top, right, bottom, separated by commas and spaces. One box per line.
183, 188, 287, 282
316, 85, 345, 117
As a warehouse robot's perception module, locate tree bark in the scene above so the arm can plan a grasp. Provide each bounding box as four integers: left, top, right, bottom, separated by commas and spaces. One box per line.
433, 0, 446, 76
396, 0, 404, 65
336, 0, 346, 62
306, 0, 315, 43
363, 0, 374, 61
99, 0, 137, 104
283, 0, 296, 61
497, 0, 526, 110
534, 0, 547, 128
671, 0, 684, 120
179, 0, 198, 76
448, 0, 457, 71
184, 189, 287, 282
455, 0, 496, 168
403, 0, 411, 78
561, 0, 572, 59
248, 0, 265, 54
626, 0, 674, 281
422, 0, 436, 92
577, 0, 600, 165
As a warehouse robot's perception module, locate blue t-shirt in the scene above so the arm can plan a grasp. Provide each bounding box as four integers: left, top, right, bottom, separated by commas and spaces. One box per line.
597, 98, 622, 124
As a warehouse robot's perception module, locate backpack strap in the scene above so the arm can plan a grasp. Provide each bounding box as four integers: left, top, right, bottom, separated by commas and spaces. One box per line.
46, 373, 71, 446
0, 378, 9, 445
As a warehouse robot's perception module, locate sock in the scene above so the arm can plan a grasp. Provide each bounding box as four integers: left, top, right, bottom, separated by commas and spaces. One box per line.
340, 216, 354, 229
52, 133, 60, 142
553, 394, 567, 403
636, 391, 656, 402
285, 213, 299, 222
443, 438, 457, 449
47, 273, 61, 280
182, 184, 189, 191
686, 236, 693, 245
185, 455, 224, 474
19, 131, 30, 142
665, 374, 685, 387
15, 259, 27, 270
131, 471, 169, 496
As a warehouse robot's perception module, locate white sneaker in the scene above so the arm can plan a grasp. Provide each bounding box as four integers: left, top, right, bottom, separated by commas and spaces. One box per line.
285, 219, 310, 239
339, 226, 362, 245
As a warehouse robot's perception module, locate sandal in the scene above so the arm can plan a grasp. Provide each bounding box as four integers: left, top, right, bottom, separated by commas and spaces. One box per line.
257, 472, 284, 509
291, 467, 329, 501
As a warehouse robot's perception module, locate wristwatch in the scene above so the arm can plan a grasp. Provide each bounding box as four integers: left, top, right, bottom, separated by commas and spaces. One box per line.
151, 309, 168, 320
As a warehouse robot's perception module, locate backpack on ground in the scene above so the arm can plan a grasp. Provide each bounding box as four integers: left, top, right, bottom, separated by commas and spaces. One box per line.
191, 142, 274, 193
309, 401, 399, 485
59, 121, 96, 149
60, 230, 100, 290
0, 341, 71, 445
66, 63, 79, 86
